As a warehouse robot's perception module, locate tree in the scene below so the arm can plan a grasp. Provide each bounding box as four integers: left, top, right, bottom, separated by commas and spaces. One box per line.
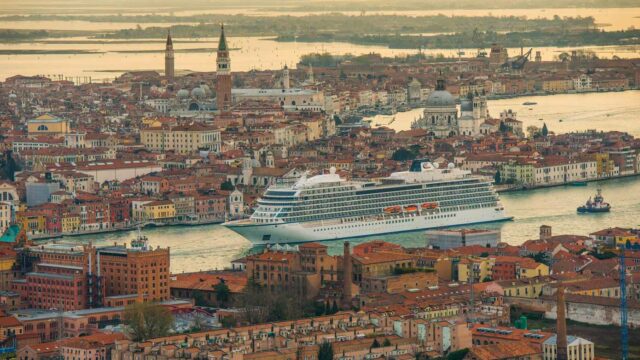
331, 299, 339, 314
391, 148, 416, 161
494, 170, 501, 184
318, 342, 334, 360
382, 338, 392, 347
214, 281, 231, 306
220, 180, 235, 191
123, 302, 174, 341
526, 252, 551, 266
542, 123, 549, 137
371, 338, 380, 348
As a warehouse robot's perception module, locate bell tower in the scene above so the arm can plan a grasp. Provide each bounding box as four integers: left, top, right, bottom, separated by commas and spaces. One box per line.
216, 24, 232, 113
164, 29, 174, 81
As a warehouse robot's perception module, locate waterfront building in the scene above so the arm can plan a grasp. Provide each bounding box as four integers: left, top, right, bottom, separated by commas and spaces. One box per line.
0, 202, 11, 235
216, 24, 232, 113
533, 157, 597, 186
143, 200, 176, 221
13, 240, 170, 311
97, 241, 170, 303
165, 30, 175, 81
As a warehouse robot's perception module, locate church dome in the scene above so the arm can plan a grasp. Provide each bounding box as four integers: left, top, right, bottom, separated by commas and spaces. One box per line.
177, 89, 190, 99
425, 90, 455, 108
191, 87, 205, 98
460, 98, 473, 112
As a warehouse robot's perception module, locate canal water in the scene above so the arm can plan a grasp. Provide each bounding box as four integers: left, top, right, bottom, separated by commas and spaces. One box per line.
371, 90, 640, 137
60, 175, 640, 273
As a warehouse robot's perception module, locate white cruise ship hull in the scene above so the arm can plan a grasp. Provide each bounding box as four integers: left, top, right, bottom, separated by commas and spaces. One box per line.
224, 207, 511, 244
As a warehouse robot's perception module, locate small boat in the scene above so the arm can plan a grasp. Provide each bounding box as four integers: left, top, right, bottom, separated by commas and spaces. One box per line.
404, 205, 418, 213
570, 181, 588, 186
577, 188, 611, 213
523, 101, 538, 105
559, 119, 563, 122
421, 202, 438, 210
384, 206, 402, 214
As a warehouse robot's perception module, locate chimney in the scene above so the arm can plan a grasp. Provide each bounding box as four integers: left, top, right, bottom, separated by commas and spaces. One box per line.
556, 286, 568, 360
342, 241, 353, 309
540, 225, 552, 241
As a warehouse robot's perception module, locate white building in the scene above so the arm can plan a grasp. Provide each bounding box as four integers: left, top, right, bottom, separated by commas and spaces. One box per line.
534, 158, 598, 186
573, 74, 592, 92
75, 160, 162, 183
543, 335, 594, 360
414, 79, 458, 137
231, 88, 325, 112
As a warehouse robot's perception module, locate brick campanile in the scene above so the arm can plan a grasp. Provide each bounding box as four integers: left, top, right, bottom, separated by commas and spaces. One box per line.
556, 286, 568, 360
342, 241, 353, 308
216, 23, 232, 113
164, 29, 174, 81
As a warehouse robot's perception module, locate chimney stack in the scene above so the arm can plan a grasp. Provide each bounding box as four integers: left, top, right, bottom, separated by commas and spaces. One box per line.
556, 286, 568, 360
342, 241, 353, 309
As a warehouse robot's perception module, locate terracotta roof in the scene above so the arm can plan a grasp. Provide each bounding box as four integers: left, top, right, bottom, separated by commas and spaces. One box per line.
468, 342, 540, 359
170, 271, 247, 293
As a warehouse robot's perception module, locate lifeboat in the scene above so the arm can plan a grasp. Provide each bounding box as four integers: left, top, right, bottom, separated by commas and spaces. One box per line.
384, 206, 402, 214
404, 205, 418, 213
421, 202, 438, 210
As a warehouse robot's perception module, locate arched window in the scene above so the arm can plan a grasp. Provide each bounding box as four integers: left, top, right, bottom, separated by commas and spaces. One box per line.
37, 125, 49, 131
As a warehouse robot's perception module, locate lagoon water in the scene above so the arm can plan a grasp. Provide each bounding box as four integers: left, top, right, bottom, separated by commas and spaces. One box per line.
0, 6, 638, 81
62, 170, 640, 274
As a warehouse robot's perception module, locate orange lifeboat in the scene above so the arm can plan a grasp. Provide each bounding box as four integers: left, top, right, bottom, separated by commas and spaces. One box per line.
404, 205, 418, 213
421, 202, 438, 210
384, 206, 402, 214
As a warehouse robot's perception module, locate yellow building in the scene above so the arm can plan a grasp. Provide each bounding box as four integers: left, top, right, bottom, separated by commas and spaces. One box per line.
143, 200, 176, 221
500, 160, 535, 185
593, 153, 617, 177
27, 114, 69, 137
542, 78, 573, 93
519, 262, 550, 279
566, 278, 620, 298
493, 277, 549, 298
458, 257, 494, 283
61, 214, 80, 233
16, 212, 46, 235
140, 124, 221, 154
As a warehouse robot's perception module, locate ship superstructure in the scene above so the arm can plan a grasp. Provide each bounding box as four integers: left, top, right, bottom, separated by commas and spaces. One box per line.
223, 159, 511, 244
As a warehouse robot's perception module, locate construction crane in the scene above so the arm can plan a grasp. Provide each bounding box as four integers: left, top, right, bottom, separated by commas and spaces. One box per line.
619, 248, 628, 360
501, 48, 532, 72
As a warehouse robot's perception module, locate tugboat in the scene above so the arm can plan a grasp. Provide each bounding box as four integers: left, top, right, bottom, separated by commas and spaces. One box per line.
577, 188, 611, 213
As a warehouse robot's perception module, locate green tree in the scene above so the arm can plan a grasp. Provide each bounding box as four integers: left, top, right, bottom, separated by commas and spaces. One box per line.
391, 148, 416, 161
123, 302, 174, 341
318, 342, 334, 360
331, 299, 339, 314
542, 123, 549, 137
446, 348, 469, 360
382, 338, 392, 347
220, 180, 235, 191
214, 281, 231, 306
371, 338, 380, 348
494, 170, 501, 184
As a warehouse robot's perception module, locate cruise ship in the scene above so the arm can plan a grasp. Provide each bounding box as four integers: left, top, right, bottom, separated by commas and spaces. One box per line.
223, 159, 511, 244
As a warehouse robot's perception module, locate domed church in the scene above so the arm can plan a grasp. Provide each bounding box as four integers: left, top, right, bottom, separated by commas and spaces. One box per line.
420, 78, 458, 137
